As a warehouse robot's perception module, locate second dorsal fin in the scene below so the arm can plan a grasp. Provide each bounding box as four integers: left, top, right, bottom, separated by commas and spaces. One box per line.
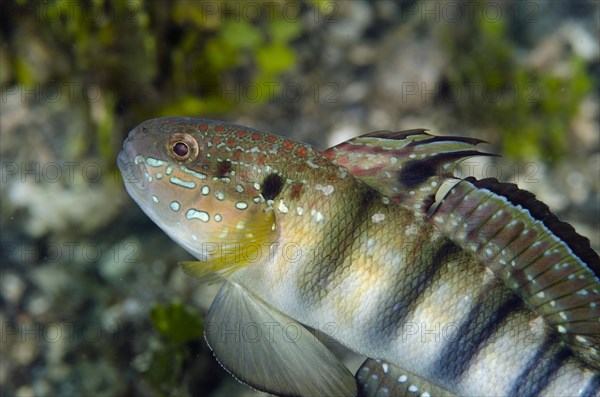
428, 177, 600, 369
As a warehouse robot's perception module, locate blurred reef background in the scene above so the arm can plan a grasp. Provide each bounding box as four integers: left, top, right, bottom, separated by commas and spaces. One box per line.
1, 0, 598, 396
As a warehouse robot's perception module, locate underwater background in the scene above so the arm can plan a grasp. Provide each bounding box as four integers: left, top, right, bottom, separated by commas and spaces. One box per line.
1, 1, 598, 396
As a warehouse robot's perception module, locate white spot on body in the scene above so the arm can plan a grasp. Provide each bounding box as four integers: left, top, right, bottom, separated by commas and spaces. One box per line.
559, 312, 568, 320
306, 160, 319, 169
236, 184, 244, 193
296, 207, 304, 216
215, 214, 222, 222
405, 223, 418, 236
215, 191, 225, 201
315, 184, 335, 196
382, 363, 389, 374
372, 213, 385, 223
311, 209, 324, 223
576, 335, 588, 343
277, 200, 289, 214
170, 201, 180, 212
146, 157, 164, 167
408, 385, 418, 392
235, 201, 248, 210
201, 186, 210, 195
181, 167, 208, 180
156, 173, 163, 180
152, 195, 159, 203
398, 375, 407, 383
366, 238, 376, 257
166, 166, 173, 175
186, 209, 209, 222
169, 176, 196, 189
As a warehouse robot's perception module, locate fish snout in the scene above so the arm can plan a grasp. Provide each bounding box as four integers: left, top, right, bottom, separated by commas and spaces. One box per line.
118, 138, 149, 192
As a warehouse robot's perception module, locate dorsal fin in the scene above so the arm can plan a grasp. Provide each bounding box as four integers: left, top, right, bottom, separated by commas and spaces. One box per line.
323, 129, 496, 213
429, 177, 600, 369
325, 129, 600, 370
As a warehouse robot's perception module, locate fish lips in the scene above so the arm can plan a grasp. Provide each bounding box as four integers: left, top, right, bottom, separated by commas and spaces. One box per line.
117, 138, 149, 193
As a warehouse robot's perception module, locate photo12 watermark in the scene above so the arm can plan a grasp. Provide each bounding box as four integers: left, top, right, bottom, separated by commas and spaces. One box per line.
400, 82, 540, 106
204, 320, 339, 345
1, 321, 140, 344
1, 161, 103, 184
400, 1, 539, 23
198, 1, 338, 23
1, 241, 139, 265
17, 0, 142, 24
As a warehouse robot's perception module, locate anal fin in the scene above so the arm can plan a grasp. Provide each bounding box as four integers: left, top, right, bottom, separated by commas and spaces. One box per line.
356, 358, 456, 397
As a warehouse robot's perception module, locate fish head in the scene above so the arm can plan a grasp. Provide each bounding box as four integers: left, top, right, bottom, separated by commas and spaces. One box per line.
117, 117, 278, 267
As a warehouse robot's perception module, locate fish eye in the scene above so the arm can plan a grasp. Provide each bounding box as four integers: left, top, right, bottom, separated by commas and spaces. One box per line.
167, 133, 199, 163
173, 142, 189, 158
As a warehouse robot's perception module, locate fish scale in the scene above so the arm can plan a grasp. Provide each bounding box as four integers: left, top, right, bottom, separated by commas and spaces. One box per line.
118, 117, 599, 396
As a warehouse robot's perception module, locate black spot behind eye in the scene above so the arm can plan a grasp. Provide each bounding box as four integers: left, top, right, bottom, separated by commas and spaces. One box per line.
261, 173, 284, 200
216, 160, 232, 178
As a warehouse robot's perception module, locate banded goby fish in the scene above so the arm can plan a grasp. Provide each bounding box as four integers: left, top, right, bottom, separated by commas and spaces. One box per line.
117, 117, 599, 396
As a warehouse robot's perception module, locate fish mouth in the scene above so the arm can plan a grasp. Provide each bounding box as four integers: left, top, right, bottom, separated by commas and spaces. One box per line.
117, 137, 149, 193
116, 149, 129, 173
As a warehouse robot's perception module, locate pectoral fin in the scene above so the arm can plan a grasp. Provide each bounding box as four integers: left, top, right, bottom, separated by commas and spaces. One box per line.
180, 209, 278, 282
204, 280, 357, 397
356, 358, 456, 397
